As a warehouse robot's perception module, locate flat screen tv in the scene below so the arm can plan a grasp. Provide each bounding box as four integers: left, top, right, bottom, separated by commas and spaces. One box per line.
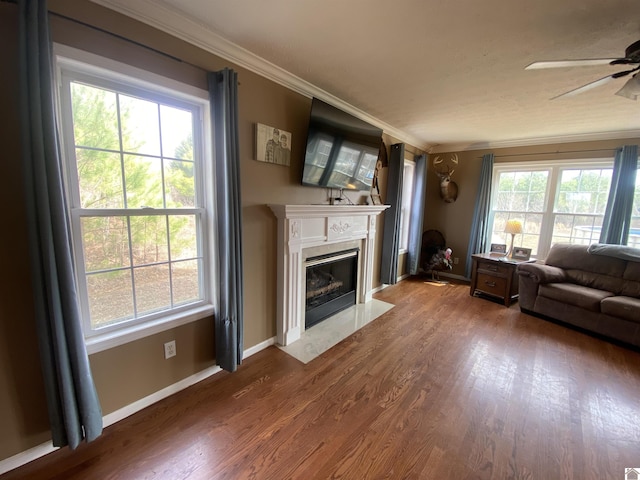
301, 98, 383, 191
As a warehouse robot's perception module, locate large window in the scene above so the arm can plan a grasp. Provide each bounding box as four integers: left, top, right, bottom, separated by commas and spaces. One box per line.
57, 48, 213, 351
399, 159, 415, 252
490, 160, 621, 258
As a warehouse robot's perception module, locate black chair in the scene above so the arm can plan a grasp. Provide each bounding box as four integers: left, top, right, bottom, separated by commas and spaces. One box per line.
421, 229, 452, 282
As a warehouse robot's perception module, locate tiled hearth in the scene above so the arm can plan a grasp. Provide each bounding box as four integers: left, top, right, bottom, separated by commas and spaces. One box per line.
269, 204, 388, 346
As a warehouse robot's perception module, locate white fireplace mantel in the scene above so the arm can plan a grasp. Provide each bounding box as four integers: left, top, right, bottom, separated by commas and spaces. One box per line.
269, 204, 389, 346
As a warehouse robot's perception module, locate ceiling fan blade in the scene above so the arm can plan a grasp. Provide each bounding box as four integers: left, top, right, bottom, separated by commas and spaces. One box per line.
550, 74, 616, 99
551, 67, 639, 99
525, 59, 618, 69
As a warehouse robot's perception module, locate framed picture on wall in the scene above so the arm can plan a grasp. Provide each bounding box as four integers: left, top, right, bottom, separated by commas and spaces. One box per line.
255, 123, 292, 166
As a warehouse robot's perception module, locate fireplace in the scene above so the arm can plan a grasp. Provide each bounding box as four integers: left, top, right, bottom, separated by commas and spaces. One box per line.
305, 248, 358, 329
269, 204, 388, 345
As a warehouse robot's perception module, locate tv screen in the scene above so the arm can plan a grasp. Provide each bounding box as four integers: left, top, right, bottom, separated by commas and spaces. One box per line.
302, 98, 383, 191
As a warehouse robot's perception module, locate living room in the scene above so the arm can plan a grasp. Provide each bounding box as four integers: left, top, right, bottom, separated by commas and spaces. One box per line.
1, 0, 639, 478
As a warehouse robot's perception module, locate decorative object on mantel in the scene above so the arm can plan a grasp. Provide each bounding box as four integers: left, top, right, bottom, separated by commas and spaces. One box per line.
370, 193, 382, 205
255, 123, 292, 166
504, 219, 523, 258
433, 154, 459, 203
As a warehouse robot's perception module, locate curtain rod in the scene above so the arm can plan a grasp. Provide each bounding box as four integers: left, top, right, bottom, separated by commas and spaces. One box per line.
477, 147, 619, 159
2, 0, 210, 74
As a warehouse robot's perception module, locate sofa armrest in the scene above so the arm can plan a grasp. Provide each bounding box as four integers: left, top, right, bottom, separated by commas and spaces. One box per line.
517, 263, 566, 284
517, 263, 567, 311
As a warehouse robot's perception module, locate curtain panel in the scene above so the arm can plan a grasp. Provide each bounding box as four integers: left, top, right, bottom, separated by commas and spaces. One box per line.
208, 69, 244, 372
18, 0, 102, 448
380, 143, 405, 284
464, 153, 494, 279
407, 154, 427, 275
599, 145, 638, 245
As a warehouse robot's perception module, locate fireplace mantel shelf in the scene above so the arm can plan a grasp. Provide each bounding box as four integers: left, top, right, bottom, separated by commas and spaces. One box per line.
269, 204, 389, 346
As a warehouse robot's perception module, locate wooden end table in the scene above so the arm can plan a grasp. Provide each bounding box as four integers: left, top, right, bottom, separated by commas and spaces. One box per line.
470, 253, 535, 307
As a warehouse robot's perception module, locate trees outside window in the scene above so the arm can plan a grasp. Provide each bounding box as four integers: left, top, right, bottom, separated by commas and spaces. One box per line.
57, 51, 212, 350
490, 160, 619, 258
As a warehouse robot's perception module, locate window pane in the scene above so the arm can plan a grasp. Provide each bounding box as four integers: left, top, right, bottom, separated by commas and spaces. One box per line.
169, 215, 198, 260
555, 169, 611, 214
70, 83, 119, 150
130, 216, 169, 265
81, 216, 130, 271
119, 95, 161, 156
160, 106, 193, 160
552, 214, 602, 246
87, 270, 134, 328
124, 154, 164, 208
172, 260, 201, 305
76, 149, 124, 209
630, 175, 640, 248
165, 160, 195, 207
135, 265, 171, 315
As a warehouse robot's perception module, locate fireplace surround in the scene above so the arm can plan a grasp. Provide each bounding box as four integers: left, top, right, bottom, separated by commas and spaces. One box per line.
269, 204, 388, 345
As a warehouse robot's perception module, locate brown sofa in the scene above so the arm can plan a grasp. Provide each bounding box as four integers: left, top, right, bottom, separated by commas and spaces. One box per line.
517, 243, 640, 348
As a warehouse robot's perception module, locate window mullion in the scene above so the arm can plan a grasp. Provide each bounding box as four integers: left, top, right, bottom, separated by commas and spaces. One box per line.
538, 166, 559, 258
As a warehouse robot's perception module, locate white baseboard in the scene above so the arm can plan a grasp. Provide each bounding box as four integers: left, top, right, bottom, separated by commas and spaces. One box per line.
0, 337, 277, 476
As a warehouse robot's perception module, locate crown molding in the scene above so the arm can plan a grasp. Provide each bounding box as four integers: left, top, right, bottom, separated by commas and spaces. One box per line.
429, 129, 640, 154
89, 0, 432, 151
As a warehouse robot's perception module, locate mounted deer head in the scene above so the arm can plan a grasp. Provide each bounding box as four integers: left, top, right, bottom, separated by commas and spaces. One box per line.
433, 154, 459, 203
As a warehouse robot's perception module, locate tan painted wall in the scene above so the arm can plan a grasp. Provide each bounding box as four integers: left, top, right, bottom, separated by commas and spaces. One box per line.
425, 139, 640, 278
0, 0, 423, 462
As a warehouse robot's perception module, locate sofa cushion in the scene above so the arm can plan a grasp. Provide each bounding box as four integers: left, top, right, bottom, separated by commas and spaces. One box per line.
564, 269, 625, 295
623, 260, 640, 282
545, 244, 627, 277
621, 280, 640, 299
538, 283, 614, 312
601, 296, 640, 324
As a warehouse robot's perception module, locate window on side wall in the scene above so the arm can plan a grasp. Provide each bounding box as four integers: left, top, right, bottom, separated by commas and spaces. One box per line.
490, 159, 616, 258
56, 47, 214, 353
399, 159, 415, 253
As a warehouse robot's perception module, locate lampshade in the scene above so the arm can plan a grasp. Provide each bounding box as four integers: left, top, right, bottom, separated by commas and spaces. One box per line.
615, 74, 640, 101
504, 220, 523, 235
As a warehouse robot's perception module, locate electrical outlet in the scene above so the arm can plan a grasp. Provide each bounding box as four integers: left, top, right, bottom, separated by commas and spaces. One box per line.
164, 340, 176, 359
454, 257, 459, 265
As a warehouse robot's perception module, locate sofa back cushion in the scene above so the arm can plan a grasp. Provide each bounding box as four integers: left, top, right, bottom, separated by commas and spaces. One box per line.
621, 261, 640, 298
546, 244, 627, 276
545, 244, 627, 294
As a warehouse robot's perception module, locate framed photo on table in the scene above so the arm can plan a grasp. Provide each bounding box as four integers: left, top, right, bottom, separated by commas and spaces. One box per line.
490, 243, 507, 254
512, 247, 532, 261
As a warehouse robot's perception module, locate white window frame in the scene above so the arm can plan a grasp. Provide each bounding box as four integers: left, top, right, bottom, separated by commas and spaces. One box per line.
490, 158, 614, 259
54, 45, 216, 354
399, 158, 416, 253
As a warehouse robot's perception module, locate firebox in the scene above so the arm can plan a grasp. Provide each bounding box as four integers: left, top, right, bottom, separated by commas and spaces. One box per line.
304, 248, 359, 329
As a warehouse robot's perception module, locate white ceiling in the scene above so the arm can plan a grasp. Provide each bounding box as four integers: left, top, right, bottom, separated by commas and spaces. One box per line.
92, 0, 640, 152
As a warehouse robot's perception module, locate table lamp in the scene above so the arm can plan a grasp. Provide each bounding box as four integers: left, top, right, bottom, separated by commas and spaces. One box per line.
504, 220, 523, 258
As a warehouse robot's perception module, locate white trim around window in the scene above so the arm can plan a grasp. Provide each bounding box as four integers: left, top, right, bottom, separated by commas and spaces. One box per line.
490, 158, 615, 259
54, 45, 216, 354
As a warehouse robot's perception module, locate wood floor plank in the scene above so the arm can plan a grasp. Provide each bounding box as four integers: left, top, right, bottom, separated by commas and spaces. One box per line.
3, 278, 640, 479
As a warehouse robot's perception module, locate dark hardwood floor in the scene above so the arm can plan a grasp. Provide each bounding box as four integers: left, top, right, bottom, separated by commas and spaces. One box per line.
4, 278, 640, 479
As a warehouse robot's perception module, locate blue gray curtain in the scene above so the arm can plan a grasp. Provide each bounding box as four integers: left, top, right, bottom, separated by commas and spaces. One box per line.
465, 153, 495, 278
599, 145, 638, 245
380, 143, 405, 284
18, 0, 102, 448
407, 154, 427, 275
208, 69, 244, 372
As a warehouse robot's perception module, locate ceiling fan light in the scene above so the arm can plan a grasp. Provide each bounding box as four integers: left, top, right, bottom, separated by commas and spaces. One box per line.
615, 74, 640, 100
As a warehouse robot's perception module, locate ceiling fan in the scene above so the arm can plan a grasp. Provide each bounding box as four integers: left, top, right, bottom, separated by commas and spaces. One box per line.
525, 39, 640, 100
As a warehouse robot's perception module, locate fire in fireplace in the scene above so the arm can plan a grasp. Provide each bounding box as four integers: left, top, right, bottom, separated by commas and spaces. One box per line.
304, 248, 358, 329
